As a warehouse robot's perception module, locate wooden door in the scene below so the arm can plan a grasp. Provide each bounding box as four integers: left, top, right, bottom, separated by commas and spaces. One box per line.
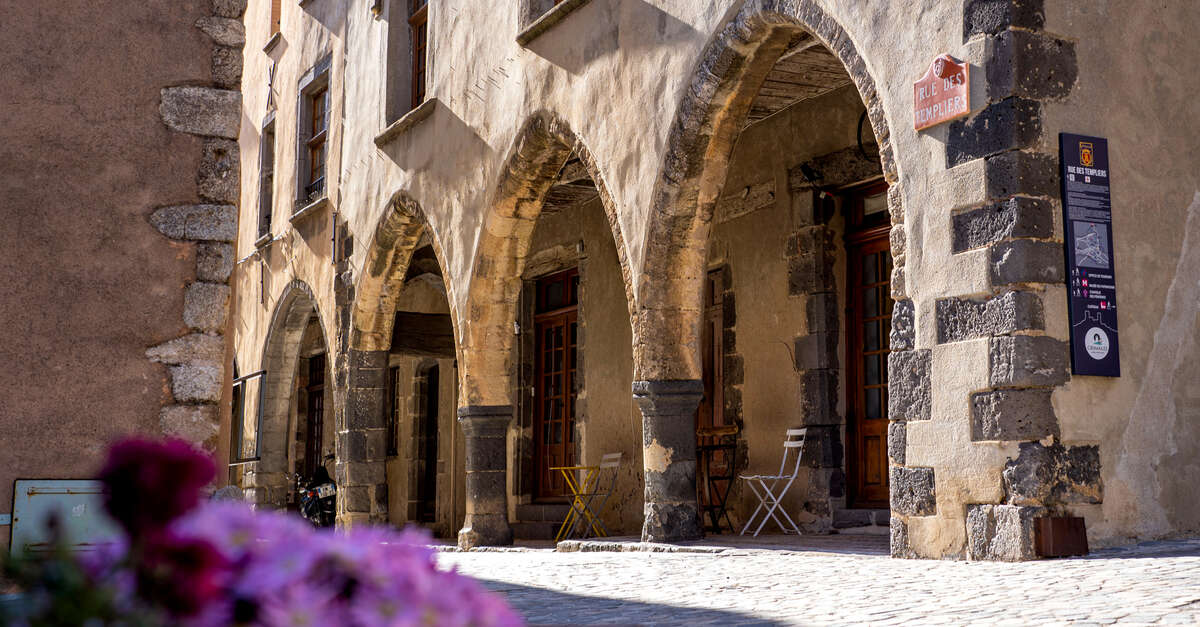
696, 270, 730, 511
416, 364, 439, 522
696, 270, 724, 436
533, 270, 579, 499
303, 353, 326, 481
846, 229, 893, 506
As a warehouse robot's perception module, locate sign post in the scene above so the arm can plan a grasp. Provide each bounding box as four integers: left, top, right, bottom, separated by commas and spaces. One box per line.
1059, 133, 1120, 377
913, 54, 969, 131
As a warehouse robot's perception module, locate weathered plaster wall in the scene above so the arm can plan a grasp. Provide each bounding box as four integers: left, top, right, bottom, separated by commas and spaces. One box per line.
230, 0, 342, 492
1, 0, 240, 549
1039, 0, 1200, 546
229, 0, 1200, 553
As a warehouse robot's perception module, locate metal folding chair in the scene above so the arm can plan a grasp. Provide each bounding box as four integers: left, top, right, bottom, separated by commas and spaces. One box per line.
553, 452, 622, 541
739, 428, 806, 536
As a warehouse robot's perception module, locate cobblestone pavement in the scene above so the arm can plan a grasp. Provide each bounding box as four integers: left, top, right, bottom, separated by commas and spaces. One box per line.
436, 536, 1200, 625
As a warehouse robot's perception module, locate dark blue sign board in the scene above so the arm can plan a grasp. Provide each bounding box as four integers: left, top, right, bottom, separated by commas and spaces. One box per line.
1059, 133, 1120, 377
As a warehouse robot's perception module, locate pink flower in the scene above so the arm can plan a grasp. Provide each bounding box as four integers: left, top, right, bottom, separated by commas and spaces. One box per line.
136, 533, 229, 618
97, 438, 215, 538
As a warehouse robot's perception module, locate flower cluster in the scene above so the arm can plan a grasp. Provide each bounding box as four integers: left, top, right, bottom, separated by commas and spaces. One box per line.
5, 438, 521, 627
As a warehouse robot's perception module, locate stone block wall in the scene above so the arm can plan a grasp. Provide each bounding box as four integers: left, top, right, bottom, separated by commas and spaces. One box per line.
891, 0, 1100, 560
147, 1, 245, 455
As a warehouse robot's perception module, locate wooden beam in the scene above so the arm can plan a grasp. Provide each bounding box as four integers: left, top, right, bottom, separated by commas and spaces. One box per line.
390, 312, 456, 358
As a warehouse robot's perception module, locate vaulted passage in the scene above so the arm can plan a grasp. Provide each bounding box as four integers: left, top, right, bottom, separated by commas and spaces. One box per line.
635, 4, 900, 541
235, 282, 332, 512
458, 114, 637, 547
382, 241, 464, 538
509, 157, 640, 541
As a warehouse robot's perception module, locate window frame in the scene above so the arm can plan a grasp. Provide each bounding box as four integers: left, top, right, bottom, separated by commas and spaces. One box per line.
296, 57, 332, 210
409, 0, 429, 109
229, 369, 267, 465
257, 115, 276, 239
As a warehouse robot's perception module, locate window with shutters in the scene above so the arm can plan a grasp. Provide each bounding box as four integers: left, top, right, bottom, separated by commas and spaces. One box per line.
257, 118, 275, 238
383, 0, 431, 124
409, 0, 428, 109
270, 0, 281, 36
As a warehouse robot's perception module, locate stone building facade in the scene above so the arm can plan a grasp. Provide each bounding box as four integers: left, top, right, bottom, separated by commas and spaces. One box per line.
227, 0, 1200, 559
0, 1, 244, 550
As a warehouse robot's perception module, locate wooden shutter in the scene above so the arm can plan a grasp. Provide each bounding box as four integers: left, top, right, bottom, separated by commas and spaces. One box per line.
271, 0, 282, 35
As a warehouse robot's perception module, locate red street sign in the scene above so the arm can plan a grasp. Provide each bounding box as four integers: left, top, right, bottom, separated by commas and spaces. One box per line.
913, 54, 969, 131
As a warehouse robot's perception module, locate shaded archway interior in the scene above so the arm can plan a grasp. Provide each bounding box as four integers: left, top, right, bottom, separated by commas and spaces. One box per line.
382, 235, 466, 538
633, 14, 894, 538
239, 284, 333, 511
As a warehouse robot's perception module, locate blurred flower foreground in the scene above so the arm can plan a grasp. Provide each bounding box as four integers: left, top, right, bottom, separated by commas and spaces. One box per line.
2, 438, 521, 627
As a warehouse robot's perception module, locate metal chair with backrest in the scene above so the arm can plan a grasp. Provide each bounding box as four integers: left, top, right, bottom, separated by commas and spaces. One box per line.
739, 428, 807, 537
553, 452, 623, 541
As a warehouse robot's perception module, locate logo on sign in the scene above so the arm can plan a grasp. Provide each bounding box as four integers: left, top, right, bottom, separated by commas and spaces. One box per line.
1080, 142, 1094, 168
1084, 327, 1110, 360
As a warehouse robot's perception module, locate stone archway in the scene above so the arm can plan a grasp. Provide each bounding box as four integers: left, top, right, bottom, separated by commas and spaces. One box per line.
638, 0, 900, 381
243, 279, 331, 509
457, 111, 635, 548
631, 0, 906, 543
339, 191, 461, 528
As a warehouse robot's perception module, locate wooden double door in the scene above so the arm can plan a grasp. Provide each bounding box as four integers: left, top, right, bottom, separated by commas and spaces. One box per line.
533, 269, 579, 499
845, 183, 894, 507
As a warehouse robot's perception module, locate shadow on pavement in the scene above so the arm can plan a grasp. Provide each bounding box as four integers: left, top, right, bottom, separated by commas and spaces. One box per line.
558, 533, 890, 557
475, 579, 780, 626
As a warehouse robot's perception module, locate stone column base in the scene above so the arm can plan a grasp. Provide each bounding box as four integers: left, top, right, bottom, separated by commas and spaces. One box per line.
242, 468, 288, 508
457, 405, 514, 549
633, 380, 704, 543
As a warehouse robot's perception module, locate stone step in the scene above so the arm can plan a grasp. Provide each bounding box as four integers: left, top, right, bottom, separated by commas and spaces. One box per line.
516, 502, 571, 523
833, 508, 890, 529
512, 521, 562, 541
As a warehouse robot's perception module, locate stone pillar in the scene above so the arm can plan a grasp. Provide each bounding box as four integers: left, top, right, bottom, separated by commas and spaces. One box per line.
457, 405, 514, 549
633, 380, 704, 543
336, 349, 390, 527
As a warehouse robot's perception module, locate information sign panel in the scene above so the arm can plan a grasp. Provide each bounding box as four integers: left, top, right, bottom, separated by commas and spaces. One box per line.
1060, 133, 1120, 376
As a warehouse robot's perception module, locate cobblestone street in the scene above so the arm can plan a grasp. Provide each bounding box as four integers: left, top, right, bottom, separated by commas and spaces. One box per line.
437, 536, 1200, 625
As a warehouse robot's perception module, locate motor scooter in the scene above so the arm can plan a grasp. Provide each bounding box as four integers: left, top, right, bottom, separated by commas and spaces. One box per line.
297, 456, 336, 527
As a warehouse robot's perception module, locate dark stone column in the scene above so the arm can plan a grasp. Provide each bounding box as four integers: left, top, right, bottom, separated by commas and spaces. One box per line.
633, 380, 704, 543
457, 405, 514, 549
336, 349, 390, 527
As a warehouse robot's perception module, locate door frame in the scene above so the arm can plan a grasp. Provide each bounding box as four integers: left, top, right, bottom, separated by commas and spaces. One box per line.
531, 268, 580, 501
841, 179, 891, 509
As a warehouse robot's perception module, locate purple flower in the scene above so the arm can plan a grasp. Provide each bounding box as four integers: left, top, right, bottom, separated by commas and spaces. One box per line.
97, 438, 215, 538
76, 439, 524, 625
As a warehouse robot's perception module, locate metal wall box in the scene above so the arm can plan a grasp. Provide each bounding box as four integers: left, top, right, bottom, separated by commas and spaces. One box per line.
10, 479, 121, 556
1035, 516, 1089, 558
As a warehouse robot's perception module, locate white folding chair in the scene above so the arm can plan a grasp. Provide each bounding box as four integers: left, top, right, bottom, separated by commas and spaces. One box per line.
739, 428, 807, 536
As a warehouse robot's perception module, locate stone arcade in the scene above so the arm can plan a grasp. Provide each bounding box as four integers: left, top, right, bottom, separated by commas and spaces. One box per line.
224, 0, 1200, 561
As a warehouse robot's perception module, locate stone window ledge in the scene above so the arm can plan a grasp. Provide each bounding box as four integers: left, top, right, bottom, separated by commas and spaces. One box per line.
263, 32, 282, 54
517, 0, 591, 46
374, 97, 438, 147
253, 232, 273, 249
291, 196, 330, 224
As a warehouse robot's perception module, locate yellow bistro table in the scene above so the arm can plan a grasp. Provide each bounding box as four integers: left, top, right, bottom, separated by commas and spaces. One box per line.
549, 464, 608, 542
